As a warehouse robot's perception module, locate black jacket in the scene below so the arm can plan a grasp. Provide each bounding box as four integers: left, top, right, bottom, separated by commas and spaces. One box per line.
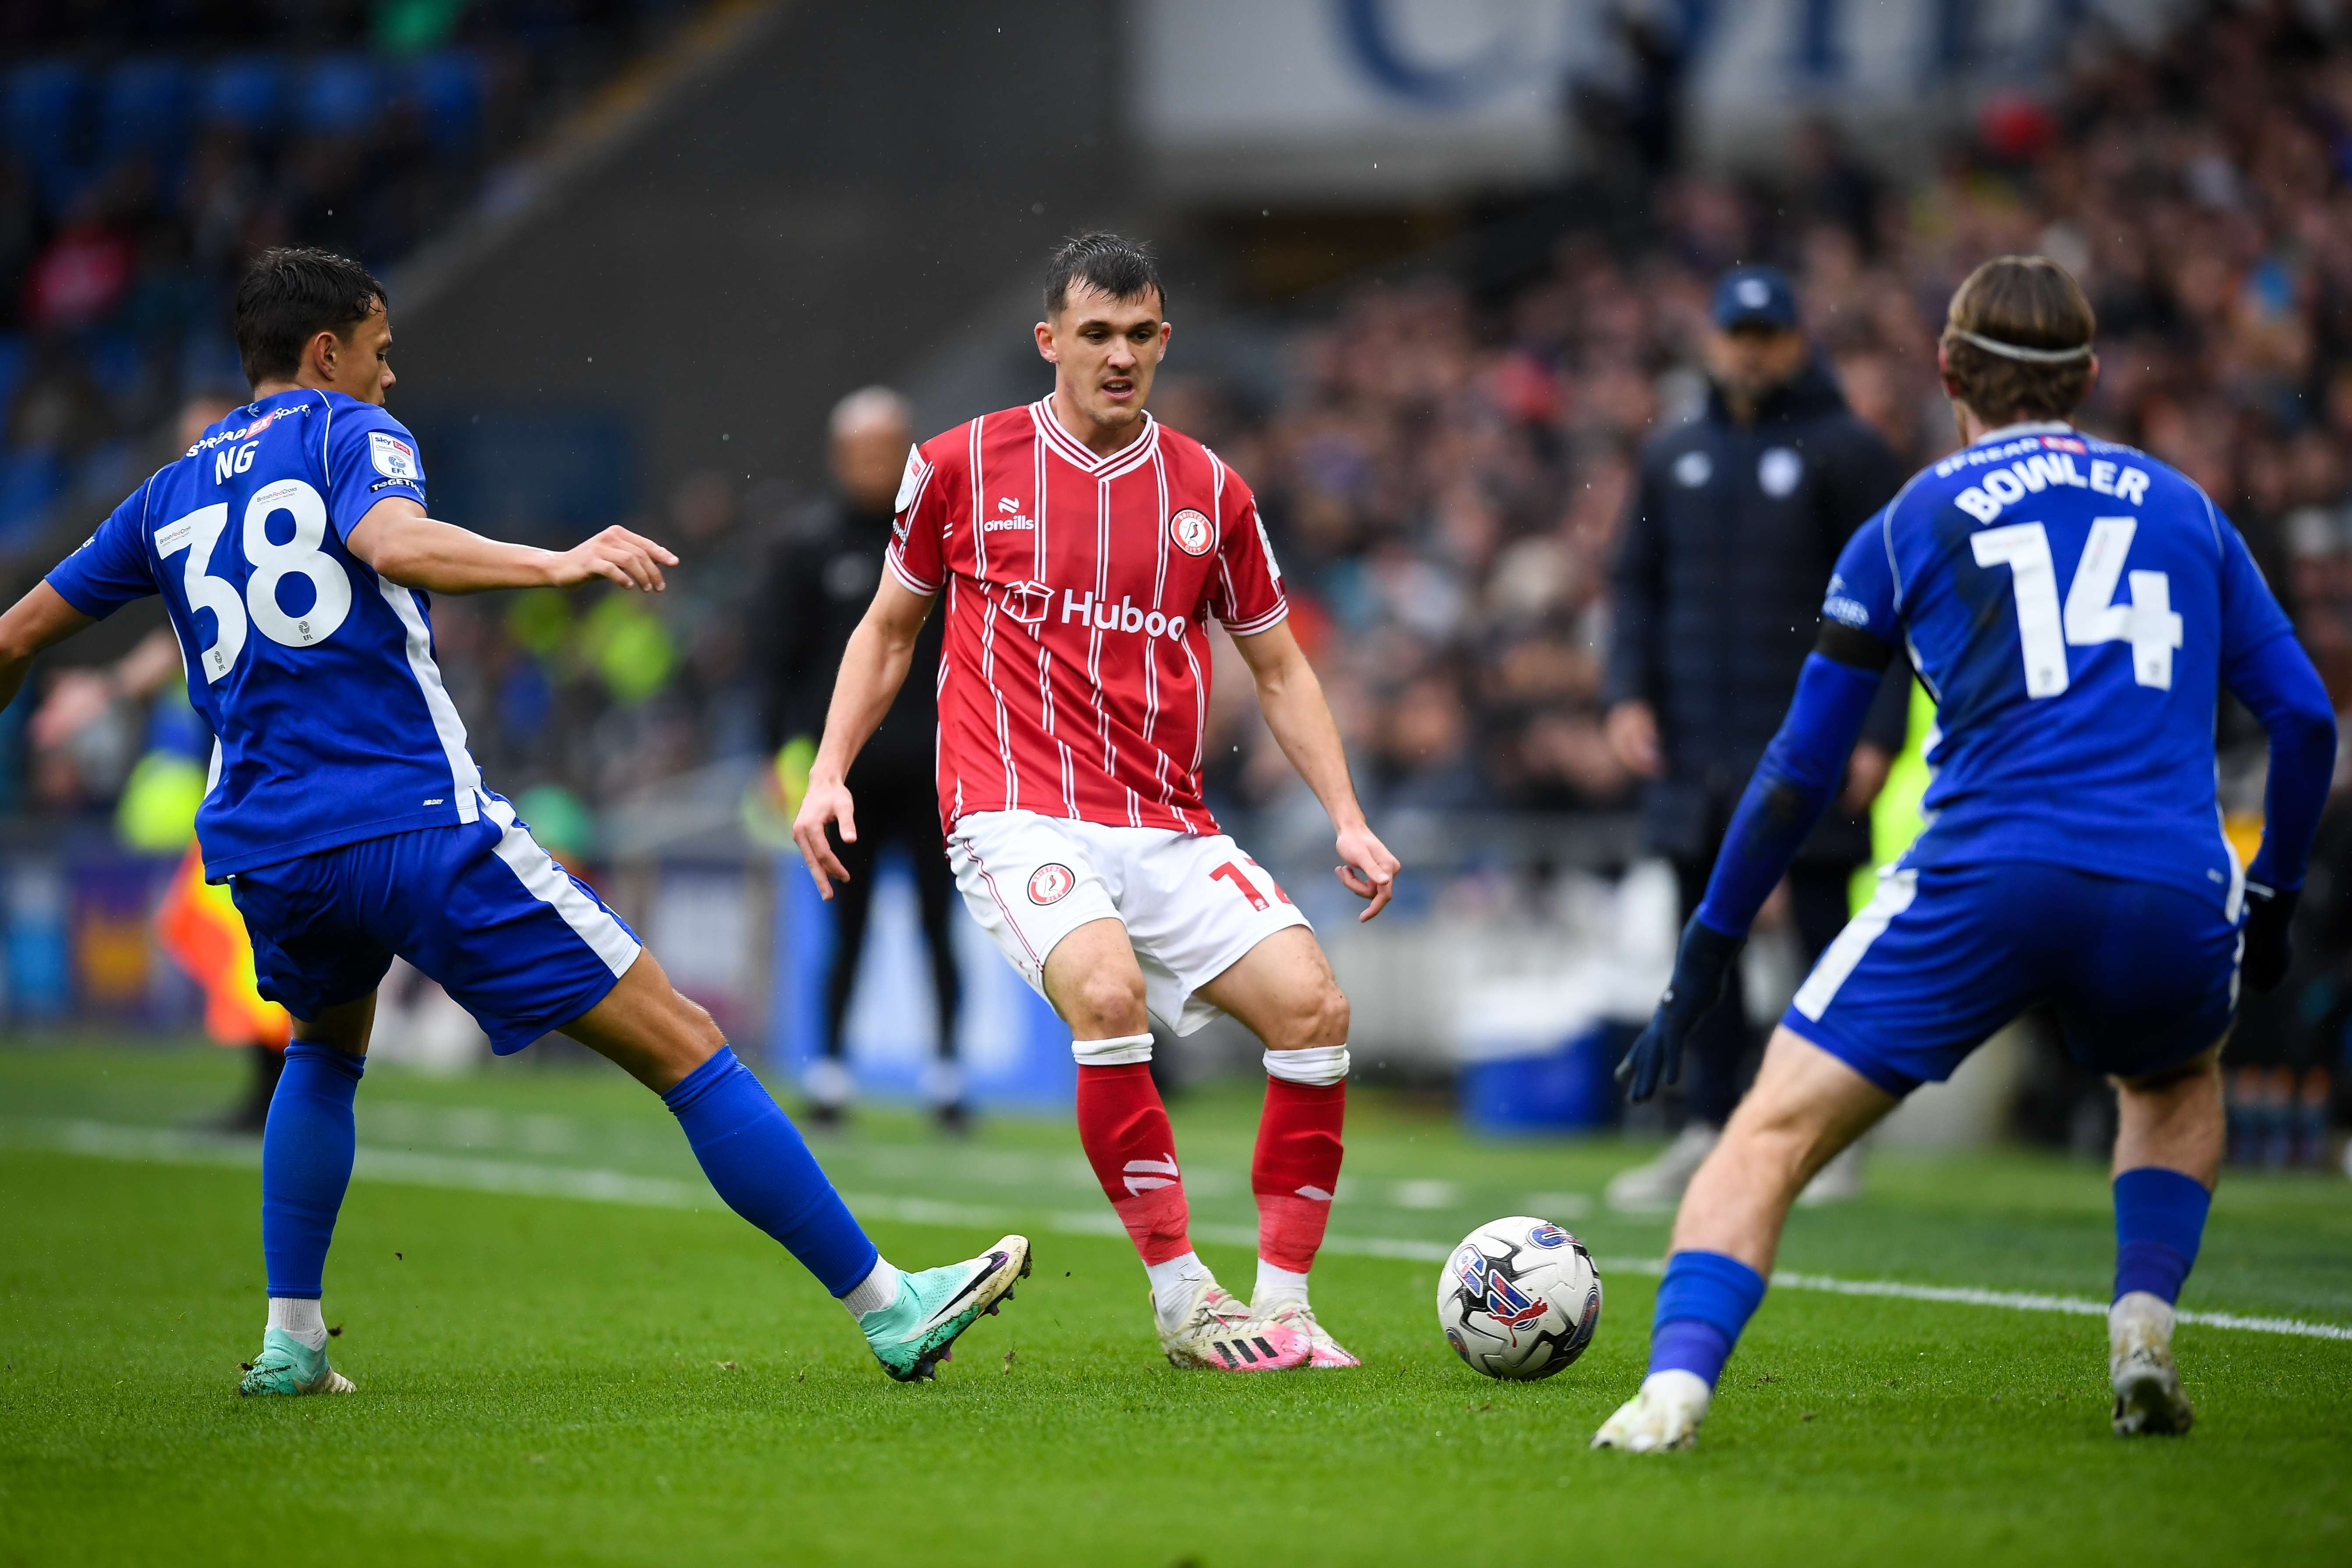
761, 495, 943, 778
1603, 359, 1911, 864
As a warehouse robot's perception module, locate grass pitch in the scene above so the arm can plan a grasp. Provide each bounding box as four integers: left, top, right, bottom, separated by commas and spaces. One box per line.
2, 1042, 2348, 1567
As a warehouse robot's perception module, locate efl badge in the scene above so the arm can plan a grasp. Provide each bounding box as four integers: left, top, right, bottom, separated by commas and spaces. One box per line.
368, 430, 417, 481
1169, 507, 1213, 556
1028, 864, 1075, 905
1003, 578, 1052, 624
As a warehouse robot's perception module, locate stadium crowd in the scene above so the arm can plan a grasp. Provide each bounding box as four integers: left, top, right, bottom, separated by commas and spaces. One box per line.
0, 0, 697, 543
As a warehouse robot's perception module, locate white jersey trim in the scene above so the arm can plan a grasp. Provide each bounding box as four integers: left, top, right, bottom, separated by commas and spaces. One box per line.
884, 549, 938, 596
376, 578, 483, 823
1221, 602, 1290, 637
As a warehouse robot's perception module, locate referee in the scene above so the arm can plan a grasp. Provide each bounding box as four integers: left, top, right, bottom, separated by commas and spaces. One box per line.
762, 387, 965, 1130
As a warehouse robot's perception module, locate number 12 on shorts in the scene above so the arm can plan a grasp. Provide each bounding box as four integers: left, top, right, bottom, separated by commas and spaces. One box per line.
1971, 516, 2183, 698
1210, 860, 1290, 911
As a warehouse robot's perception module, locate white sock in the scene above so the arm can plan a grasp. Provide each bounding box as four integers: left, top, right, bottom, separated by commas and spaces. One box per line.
1253, 1258, 1309, 1312
1144, 1251, 1213, 1334
266, 1296, 327, 1352
841, 1258, 901, 1318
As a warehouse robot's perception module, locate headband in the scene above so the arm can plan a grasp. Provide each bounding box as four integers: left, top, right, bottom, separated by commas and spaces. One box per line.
1947, 327, 2094, 364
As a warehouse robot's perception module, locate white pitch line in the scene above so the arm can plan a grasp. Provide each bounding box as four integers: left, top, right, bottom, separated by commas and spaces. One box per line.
8, 1118, 2348, 1343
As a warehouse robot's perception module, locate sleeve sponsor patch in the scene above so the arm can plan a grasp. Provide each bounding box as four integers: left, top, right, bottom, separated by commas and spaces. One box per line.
894, 443, 926, 514
368, 430, 418, 481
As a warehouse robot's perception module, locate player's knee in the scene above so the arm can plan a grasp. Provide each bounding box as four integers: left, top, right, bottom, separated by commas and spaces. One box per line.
650, 986, 725, 1079
1071, 968, 1148, 1036
1266, 980, 1349, 1051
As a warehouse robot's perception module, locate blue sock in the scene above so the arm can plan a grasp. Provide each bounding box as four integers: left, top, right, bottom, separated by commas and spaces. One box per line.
261, 1040, 365, 1298
2113, 1166, 2210, 1305
1649, 1249, 1768, 1389
662, 1047, 879, 1297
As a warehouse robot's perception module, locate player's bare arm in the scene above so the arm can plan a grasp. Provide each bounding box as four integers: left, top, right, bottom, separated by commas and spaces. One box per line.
345, 497, 676, 595
1228, 621, 1399, 921
791, 574, 936, 897
0, 582, 97, 714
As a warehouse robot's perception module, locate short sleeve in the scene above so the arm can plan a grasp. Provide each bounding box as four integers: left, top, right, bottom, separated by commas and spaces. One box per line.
322, 402, 427, 541
884, 440, 946, 596
2215, 502, 2296, 666
1821, 511, 1901, 648
46, 479, 158, 619
1208, 468, 1287, 636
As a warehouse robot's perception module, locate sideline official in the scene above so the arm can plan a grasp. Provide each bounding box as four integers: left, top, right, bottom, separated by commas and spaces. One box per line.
1602, 266, 1910, 1205
761, 387, 965, 1130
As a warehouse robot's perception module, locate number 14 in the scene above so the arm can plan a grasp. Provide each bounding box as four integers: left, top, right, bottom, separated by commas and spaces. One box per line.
1970, 517, 2182, 698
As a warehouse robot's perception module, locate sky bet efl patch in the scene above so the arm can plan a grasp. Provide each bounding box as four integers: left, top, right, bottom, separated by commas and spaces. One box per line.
369, 430, 419, 482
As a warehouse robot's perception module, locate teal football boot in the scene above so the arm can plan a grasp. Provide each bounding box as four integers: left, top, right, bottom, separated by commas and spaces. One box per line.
861, 1234, 1031, 1382
237, 1327, 355, 1397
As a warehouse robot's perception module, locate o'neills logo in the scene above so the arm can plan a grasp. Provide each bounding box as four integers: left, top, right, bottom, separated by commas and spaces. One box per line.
1170, 508, 1213, 556
1028, 864, 1075, 904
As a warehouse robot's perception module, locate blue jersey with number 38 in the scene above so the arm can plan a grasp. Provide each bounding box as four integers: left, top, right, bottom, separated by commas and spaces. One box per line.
46, 389, 486, 878
1823, 421, 2298, 904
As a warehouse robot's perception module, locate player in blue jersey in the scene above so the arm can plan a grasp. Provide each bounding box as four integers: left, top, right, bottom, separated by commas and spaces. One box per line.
1591, 256, 2338, 1451
0, 248, 1029, 1392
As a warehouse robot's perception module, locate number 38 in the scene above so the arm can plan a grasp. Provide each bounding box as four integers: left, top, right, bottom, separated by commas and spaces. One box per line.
156, 478, 354, 681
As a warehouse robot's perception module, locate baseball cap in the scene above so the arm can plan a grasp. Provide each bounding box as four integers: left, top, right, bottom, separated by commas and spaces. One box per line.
1711, 266, 1799, 330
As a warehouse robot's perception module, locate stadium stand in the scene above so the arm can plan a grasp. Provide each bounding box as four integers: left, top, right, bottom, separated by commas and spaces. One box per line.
0, 1, 698, 546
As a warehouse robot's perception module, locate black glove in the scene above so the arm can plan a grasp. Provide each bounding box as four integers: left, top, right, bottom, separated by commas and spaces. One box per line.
2241, 883, 2299, 993
1618, 916, 1745, 1103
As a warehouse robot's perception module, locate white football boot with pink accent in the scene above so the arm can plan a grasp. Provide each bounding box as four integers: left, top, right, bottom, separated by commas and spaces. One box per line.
1258, 1299, 1361, 1368
1158, 1281, 1309, 1372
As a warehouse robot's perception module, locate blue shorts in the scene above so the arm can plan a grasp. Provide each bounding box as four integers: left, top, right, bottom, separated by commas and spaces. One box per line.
227, 793, 642, 1054
1781, 860, 2241, 1096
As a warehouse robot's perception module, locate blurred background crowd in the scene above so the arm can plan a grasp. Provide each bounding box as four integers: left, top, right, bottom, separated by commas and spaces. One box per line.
0, 0, 699, 545
3, 0, 2348, 1167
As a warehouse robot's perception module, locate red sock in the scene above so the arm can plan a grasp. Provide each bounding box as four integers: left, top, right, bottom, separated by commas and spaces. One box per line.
1253, 1078, 1345, 1274
1075, 1063, 1192, 1265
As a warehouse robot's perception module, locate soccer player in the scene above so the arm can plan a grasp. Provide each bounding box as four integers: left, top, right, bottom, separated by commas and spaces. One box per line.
793, 234, 1401, 1372
1592, 255, 2336, 1451
0, 247, 1028, 1394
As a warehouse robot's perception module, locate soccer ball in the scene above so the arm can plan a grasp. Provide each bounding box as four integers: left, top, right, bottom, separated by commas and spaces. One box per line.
1436, 1216, 1603, 1380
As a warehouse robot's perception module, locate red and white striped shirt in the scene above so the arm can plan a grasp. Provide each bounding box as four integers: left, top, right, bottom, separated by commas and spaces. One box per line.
886, 400, 1287, 835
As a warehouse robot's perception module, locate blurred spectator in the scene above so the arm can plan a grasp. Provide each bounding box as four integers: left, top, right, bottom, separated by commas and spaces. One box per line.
758, 387, 966, 1131
1598, 266, 1909, 1203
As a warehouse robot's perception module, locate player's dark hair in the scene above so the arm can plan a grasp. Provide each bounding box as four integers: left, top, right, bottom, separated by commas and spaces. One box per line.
1044, 232, 1165, 318
1940, 255, 2097, 423
233, 247, 388, 390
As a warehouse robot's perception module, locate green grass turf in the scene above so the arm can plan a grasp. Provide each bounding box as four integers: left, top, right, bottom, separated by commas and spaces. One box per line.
2, 1040, 2348, 1567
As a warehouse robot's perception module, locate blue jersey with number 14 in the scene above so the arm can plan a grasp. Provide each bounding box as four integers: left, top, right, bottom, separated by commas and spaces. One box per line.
45, 388, 487, 878
1823, 420, 2297, 905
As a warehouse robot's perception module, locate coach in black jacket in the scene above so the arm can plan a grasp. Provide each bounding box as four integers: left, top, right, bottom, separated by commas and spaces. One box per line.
1602, 267, 1910, 1195
761, 387, 963, 1129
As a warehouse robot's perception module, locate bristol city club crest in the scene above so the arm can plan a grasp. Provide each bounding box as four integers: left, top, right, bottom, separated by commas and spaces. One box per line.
1028, 864, 1075, 905
1168, 508, 1213, 557
1002, 578, 1052, 624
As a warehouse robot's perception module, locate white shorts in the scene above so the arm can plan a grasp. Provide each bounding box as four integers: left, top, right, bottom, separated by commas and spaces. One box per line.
945, 810, 1312, 1035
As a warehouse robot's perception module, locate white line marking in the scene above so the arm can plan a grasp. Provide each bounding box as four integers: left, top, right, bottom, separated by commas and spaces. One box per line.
7, 1119, 2348, 1342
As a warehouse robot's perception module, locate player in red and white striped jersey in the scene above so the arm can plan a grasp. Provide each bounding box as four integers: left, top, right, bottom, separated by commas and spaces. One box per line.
795, 234, 1400, 1373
